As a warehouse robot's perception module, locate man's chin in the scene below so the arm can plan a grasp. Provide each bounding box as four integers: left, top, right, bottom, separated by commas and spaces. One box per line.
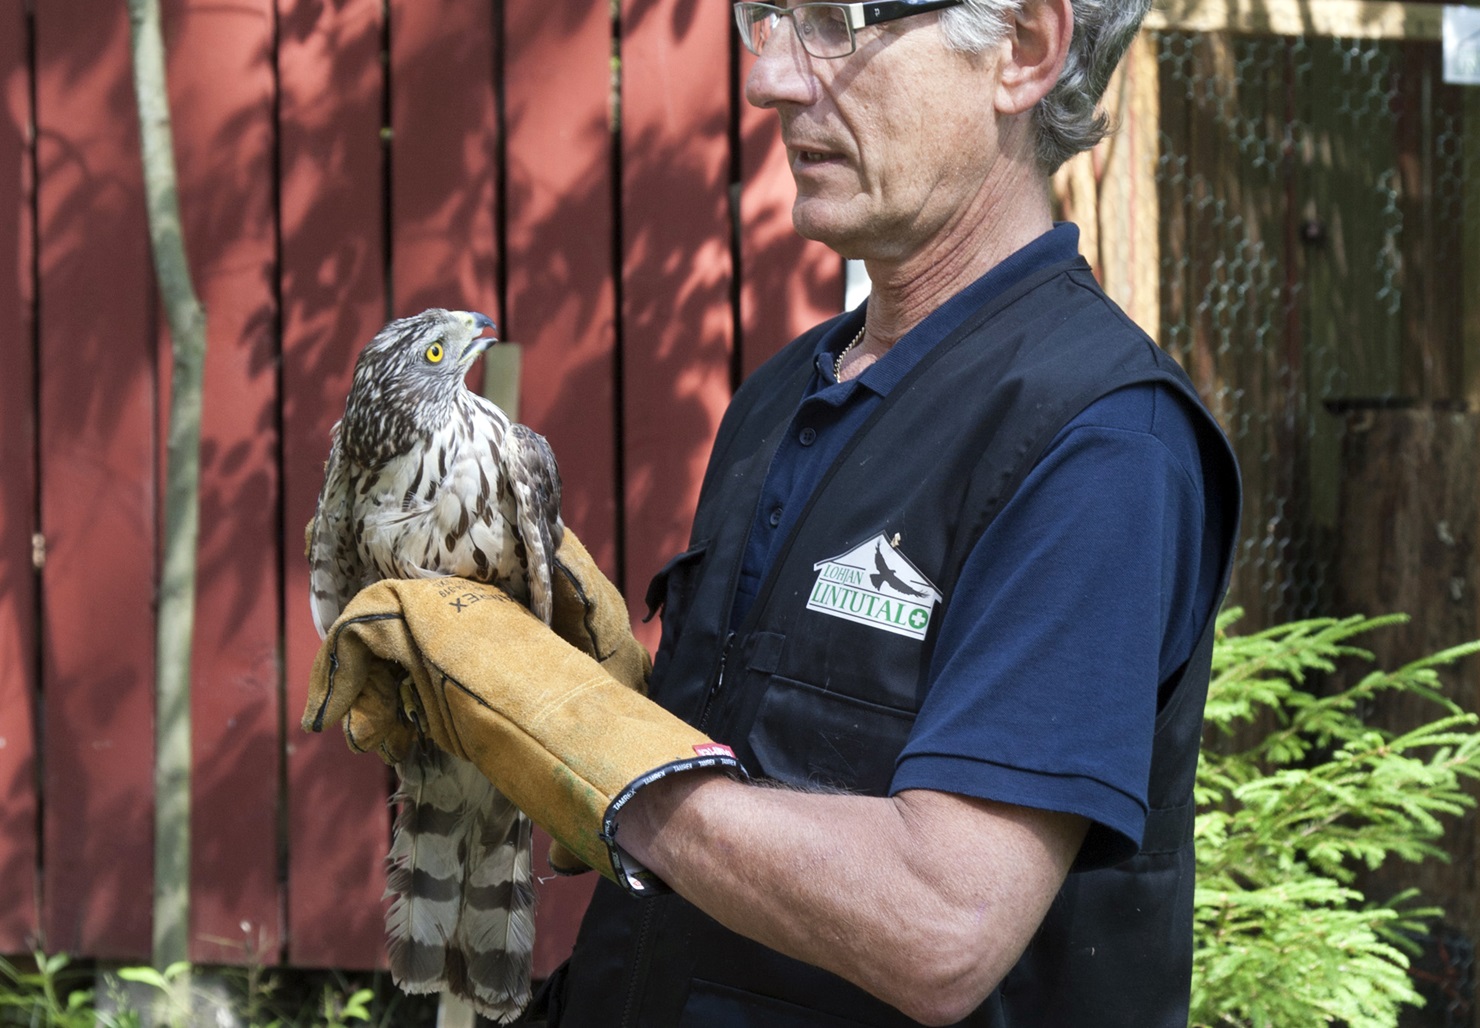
791, 201, 866, 259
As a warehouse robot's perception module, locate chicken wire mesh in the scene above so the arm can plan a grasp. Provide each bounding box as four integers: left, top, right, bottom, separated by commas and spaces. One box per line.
1139, 28, 1473, 629
1126, 33, 1480, 1024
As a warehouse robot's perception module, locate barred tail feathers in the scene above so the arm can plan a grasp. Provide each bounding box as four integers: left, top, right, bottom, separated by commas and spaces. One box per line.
384, 744, 468, 994
448, 785, 536, 1022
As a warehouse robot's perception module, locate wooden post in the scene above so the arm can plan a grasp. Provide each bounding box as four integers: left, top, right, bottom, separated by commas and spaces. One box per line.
1095, 30, 1162, 337
1334, 404, 1480, 1020
1144, 0, 1445, 39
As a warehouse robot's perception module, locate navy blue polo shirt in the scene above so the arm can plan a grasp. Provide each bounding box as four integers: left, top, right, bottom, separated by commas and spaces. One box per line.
732, 225, 1089, 626
731, 223, 1227, 865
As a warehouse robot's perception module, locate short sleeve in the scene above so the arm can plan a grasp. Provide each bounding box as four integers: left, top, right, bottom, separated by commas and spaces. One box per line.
890, 382, 1216, 869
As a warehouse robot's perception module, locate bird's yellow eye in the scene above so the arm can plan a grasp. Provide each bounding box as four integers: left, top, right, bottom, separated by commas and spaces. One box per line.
425, 342, 445, 363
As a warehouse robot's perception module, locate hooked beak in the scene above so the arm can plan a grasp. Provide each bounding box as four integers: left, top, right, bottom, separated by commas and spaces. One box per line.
459, 311, 499, 366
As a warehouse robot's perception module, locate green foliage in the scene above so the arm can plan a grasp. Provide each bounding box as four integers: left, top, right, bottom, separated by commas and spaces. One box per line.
321, 987, 375, 1028
1193, 610, 1480, 1028
0, 955, 425, 1028
0, 953, 109, 1028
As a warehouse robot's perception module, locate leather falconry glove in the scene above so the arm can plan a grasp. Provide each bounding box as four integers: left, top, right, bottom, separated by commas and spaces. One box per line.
547, 532, 653, 696
302, 536, 742, 896
546, 532, 656, 873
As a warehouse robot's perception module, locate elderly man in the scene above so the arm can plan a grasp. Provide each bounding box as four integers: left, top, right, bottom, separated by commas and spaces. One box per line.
306, 0, 1241, 1024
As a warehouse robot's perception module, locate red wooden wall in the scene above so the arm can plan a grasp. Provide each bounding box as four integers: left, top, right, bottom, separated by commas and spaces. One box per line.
0, 0, 840, 972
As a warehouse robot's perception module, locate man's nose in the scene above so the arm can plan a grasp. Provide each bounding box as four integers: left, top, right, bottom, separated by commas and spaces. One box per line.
743, 18, 816, 109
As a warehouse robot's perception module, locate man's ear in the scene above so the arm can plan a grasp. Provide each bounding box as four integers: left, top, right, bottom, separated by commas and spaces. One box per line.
995, 0, 1073, 116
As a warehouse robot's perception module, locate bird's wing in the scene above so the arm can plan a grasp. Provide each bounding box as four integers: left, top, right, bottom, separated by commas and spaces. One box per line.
507, 423, 564, 625
307, 425, 363, 638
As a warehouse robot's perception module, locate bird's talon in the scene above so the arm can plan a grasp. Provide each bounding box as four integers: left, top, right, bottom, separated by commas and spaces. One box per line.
398, 677, 425, 734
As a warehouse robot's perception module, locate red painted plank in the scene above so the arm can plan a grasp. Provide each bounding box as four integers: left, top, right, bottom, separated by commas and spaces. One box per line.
619, 0, 735, 652
278, 0, 392, 970
504, 4, 621, 971
162, 0, 284, 966
736, 54, 844, 378
388, 1, 498, 320
0, 0, 39, 953
505, 0, 620, 575
34, 3, 156, 960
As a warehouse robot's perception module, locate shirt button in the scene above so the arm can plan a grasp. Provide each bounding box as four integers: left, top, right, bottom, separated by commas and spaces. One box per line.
798, 427, 817, 446
769, 506, 783, 527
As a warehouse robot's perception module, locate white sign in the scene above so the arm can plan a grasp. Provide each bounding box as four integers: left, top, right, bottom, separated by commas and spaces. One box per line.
808, 534, 942, 641
1444, 6, 1480, 85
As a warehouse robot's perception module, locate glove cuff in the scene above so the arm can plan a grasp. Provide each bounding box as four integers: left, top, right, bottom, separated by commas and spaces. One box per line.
600, 746, 745, 895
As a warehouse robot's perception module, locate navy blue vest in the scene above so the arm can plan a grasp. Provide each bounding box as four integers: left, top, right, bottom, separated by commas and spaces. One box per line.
541, 258, 1239, 1027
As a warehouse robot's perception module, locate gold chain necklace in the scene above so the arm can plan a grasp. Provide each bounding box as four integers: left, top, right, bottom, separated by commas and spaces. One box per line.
834, 324, 866, 380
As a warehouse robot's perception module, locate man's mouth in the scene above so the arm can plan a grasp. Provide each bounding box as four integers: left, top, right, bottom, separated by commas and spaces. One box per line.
794, 147, 843, 166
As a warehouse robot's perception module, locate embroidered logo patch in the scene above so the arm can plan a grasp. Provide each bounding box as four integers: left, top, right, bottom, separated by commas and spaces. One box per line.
807, 534, 942, 641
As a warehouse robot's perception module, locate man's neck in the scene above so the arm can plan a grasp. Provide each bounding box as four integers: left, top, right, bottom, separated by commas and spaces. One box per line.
862, 171, 1052, 348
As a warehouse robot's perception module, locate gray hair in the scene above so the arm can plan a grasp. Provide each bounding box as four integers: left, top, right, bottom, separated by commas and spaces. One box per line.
938, 0, 1151, 171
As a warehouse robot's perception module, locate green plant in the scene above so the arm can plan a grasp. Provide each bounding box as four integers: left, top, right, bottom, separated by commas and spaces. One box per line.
0, 955, 415, 1028
113, 961, 192, 1027
317, 985, 374, 1028
0, 952, 137, 1028
1192, 610, 1480, 1028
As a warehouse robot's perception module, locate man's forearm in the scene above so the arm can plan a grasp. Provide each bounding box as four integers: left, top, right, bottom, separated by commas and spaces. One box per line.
616, 772, 1087, 1026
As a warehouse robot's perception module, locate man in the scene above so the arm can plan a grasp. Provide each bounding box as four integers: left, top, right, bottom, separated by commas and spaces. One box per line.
306, 0, 1241, 1023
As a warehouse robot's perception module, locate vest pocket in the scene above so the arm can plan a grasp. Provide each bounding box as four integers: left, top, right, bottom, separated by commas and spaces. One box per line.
746, 675, 916, 796
644, 542, 709, 627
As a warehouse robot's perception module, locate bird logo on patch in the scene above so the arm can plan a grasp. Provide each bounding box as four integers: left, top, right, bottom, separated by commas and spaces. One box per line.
871, 541, 928, 598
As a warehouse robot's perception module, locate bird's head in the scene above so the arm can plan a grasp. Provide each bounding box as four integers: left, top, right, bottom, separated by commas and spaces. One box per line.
340, 308, 499, 465
359, 307, 498, 386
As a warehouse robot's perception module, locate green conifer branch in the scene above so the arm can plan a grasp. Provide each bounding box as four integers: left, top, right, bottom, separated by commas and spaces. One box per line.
1193, 611, 1480, 1027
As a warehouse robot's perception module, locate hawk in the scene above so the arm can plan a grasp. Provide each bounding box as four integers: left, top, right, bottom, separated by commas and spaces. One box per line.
307, 308, 562, 1022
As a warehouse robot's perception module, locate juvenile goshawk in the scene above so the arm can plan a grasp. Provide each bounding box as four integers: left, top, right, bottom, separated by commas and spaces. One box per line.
307, 307, 562, 1022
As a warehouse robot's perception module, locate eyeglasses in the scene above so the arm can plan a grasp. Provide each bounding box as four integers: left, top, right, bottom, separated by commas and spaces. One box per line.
734, 1, 965, 60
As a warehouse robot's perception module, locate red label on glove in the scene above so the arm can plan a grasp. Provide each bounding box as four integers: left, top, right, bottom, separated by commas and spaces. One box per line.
693, 743, 736, 759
